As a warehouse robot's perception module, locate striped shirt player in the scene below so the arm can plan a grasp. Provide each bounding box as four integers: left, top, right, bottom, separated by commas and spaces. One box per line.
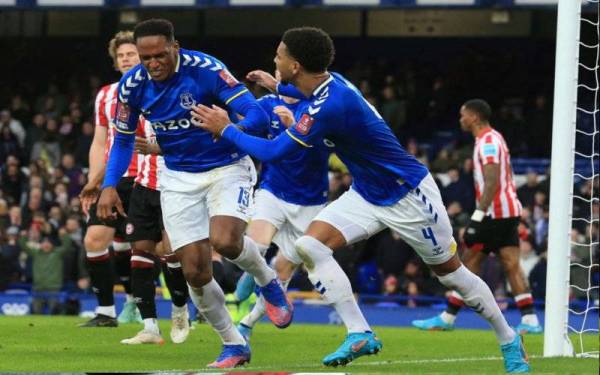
95, 83, 143, 178
87, 82, 145, 239
473, 127, 522, 219
412, 98, 542, 338
126, 121, 165, 244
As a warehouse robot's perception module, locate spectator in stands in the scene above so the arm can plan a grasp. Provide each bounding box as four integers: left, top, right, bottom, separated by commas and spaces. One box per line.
7, 205, 22, 230
430, 148, 452, 174
0, 225, 22, 291
31, 118, 61, 168
19, 226, 73, 314
441, 166, 474, 212
25, 114, 47, 162
380, 85, 404, 136
1, 156, 26, 205
517, 171, 540, 209
74, 120, 94, 168
0, 122, 22, 162
9, 95, 31, 124
518, 238, 539, 281
60, 153, 84, 199
22, 189, 47, 230
0, 198, 8, 228
0, 109, 26, 148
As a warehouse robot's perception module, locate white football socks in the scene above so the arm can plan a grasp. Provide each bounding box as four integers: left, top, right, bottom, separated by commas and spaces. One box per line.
188, 279, 245, 345
296, 235, 371, 333
437, 265, 516, 345
229, 236, 276, 287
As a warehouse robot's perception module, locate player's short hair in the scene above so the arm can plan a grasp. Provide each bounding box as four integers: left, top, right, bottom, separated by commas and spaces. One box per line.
108, 31, 135, 70
463, 99, 492, 122
134, 18, 175, 43
282, 27, 335, 74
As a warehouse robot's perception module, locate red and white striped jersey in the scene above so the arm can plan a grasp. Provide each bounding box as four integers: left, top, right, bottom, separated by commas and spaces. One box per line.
94, 83, 143, 178
135, 122, 164, 191
473, 127, 522, 219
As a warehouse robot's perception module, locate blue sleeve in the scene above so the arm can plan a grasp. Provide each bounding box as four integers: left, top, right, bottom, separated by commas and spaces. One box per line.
227, 91, 270, 134
102, 132, 135, 188
276, 83, 307, 99
221, 125, 302, 162
208, 63, 270, 134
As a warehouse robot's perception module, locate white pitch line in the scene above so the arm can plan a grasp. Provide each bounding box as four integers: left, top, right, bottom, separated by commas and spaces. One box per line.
162, 354, 550, 373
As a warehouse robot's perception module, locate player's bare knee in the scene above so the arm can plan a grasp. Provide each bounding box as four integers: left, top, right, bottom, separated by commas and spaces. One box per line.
210, 233, 243, 259
84, 233, 111, 252
183, 268, 211, 289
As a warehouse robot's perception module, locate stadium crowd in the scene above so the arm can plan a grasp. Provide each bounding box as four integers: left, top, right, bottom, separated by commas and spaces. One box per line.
0, 57, 597, 314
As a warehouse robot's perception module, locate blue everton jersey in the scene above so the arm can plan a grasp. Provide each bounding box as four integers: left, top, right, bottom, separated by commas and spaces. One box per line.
115, 48, 265, 172
284, 72, 428, 206
256, 94, 330, 205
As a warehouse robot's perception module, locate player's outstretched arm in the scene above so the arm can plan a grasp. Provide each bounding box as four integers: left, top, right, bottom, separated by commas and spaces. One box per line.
191, 103, 301, 162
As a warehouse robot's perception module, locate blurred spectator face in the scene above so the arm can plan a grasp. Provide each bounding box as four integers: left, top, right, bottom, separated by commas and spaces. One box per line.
81, 121, 94, 136
46, 118, 58, 132
0, 110, 11, 124
61, 154, 75, 170
9, 206, 21, 224
49, 206, 62, 222
0, 199, 8, 216
534, 191, 547, 206
59, 115, 73, 135
382, 86, 395, 101
65, 217, 80, 233
40, 237, 53, 253
29, 188, 42, 210
54, 183, 68, 206
447, 168, 460, 182
526, 172, 538, 186
404, 261, 420, 278
32, 114, 46, 128
29, 175, 43, 189
6, 155, 19, 166
383, 275, 398, 294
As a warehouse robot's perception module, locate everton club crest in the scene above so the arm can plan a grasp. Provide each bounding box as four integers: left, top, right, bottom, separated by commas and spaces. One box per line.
180, 92, 196, 110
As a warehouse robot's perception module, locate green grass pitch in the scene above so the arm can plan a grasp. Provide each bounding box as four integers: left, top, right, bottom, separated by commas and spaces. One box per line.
0, 316, 597, 373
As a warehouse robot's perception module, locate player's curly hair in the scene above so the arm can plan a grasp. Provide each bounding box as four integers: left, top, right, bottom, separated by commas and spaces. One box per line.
134, 18, 175, 43
282, 27, 335, 74
463, 99, 492, 122
108, 31, 135, 70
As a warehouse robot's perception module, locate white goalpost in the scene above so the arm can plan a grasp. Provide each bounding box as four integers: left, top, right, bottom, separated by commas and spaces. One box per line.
544, 0, 599, 358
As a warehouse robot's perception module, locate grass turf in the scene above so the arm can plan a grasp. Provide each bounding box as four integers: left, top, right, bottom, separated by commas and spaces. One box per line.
0, 315, 597, 373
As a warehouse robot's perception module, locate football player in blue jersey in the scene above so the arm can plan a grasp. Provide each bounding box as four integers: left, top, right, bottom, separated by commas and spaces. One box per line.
230, 75, 332, 340
95, 19, 292, 368
192, 27, 530, 373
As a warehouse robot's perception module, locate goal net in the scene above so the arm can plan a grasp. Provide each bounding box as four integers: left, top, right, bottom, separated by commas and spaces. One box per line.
544, 0, 599, 358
